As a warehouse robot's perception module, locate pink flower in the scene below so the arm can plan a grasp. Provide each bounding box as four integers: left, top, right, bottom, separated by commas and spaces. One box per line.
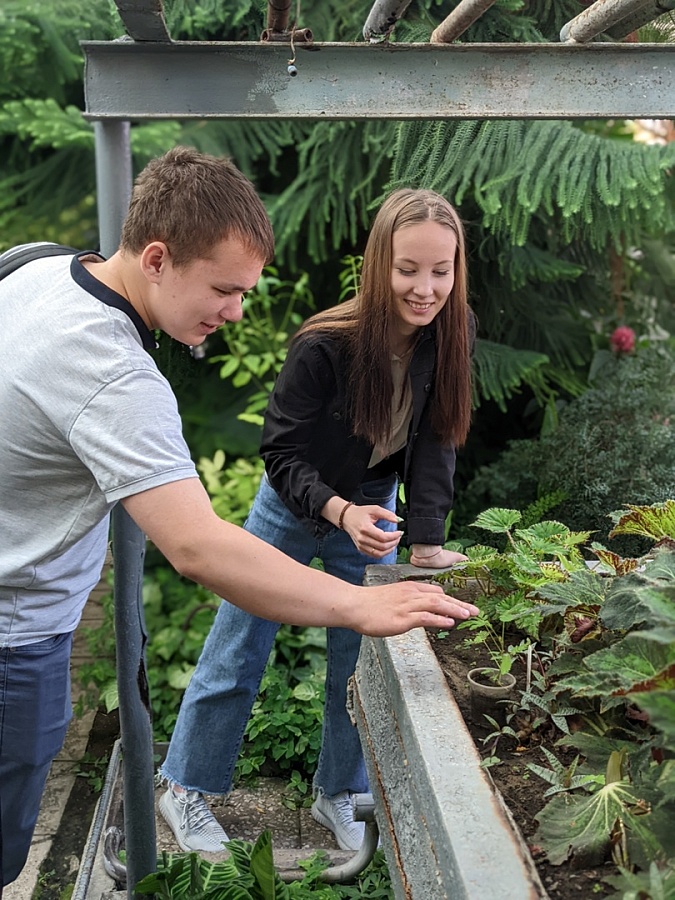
610, 326, 636, 354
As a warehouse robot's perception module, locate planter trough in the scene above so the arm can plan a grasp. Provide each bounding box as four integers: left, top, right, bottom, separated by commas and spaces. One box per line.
353, 564, 548, 900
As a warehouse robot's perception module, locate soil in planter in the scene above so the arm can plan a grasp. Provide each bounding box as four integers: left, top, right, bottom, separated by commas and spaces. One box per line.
427, 627, 615, 900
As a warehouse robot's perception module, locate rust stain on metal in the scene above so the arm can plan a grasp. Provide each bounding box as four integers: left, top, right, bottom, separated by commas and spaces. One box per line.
353, 684, 413, 898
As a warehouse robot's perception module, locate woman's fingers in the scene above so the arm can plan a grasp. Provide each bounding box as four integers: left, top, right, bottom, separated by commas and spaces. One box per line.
363, 532, 401, 557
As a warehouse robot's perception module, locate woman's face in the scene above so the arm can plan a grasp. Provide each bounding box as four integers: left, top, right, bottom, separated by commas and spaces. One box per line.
390, 220, 457, 343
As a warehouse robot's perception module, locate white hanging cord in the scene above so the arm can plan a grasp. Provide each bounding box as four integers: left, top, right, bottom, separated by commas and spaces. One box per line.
287, 0, 301, 75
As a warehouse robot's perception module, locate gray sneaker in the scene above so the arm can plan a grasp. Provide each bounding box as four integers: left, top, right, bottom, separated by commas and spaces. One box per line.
159, 788, 229, 852
311, 790, 365, 851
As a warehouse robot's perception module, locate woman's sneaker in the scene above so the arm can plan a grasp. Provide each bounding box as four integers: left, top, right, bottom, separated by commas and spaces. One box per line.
311, 790, 365, 851
159, 787, 229, 852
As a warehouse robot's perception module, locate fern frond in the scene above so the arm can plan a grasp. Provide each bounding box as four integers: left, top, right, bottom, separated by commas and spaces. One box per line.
392, 120, 675, 250
268, 120, 395, 265
472, 339, 550, 411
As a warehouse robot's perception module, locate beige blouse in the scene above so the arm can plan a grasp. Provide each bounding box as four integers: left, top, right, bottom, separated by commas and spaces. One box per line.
368, 350, 414, 468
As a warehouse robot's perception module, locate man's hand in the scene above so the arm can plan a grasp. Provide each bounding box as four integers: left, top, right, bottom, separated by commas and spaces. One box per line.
350, 581, 479, 637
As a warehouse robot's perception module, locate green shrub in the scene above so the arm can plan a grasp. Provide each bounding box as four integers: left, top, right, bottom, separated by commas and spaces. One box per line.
461, 345, 675, 555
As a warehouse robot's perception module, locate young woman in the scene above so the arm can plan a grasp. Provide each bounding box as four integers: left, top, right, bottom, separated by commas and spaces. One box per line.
159, 188, 477, 853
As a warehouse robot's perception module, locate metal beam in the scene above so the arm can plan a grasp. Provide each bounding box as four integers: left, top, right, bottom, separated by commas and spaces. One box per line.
82, 40, 674, 120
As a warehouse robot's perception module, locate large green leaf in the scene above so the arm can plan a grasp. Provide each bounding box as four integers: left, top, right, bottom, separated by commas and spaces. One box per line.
471, 508, 522, 534
608, 500, 675, 542
535, 779, 666, 867
601, 550, 675, 639
135, 851, 251, 898
533, 568, 611, 616
248, 830, 286, 899
631, 690, 675, 749
556, 636, 675, 699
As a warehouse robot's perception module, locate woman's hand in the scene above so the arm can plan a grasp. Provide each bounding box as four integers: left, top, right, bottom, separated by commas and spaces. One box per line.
342, 503, 403, 559
410, 544, 468, 568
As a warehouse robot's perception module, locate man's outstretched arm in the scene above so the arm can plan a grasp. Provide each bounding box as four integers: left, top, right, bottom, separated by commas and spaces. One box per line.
121, 478, 478, 637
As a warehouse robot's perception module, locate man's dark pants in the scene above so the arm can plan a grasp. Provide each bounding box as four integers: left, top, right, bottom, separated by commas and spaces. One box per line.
0, 632, 72, 886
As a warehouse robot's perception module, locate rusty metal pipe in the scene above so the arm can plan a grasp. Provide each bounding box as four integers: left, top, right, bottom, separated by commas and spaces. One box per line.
260, 26, 313, 43
430, 0, 499, 43
266, 0, 292, 34
363, 0, 414, 42
605, 0, 675, 38
560, 0, 654, 42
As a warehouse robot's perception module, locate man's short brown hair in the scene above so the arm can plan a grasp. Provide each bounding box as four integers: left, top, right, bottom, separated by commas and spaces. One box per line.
120, 146, 274, 267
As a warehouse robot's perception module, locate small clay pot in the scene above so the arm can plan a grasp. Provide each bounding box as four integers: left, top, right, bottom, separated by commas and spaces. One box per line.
467, 667, 516, 728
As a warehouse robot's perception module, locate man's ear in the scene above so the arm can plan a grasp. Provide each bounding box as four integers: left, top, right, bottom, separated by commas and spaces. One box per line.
140, 242, 170, 283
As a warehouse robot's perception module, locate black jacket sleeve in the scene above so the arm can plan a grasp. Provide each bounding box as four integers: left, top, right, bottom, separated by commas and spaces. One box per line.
403, 347, 456, 546
260, 335, 355, 526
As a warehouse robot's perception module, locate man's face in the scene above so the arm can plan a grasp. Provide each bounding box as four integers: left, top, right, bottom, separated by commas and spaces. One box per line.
150, 235, 265, 346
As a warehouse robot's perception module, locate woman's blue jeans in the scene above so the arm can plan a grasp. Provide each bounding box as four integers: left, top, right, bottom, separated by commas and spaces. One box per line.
161, 473, 397, 798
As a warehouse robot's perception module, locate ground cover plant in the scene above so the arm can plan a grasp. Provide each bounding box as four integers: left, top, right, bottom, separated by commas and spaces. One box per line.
135, 831, 393, 899
429, 500, 675, 898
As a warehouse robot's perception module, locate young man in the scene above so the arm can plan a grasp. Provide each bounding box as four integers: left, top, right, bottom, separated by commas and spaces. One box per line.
0, 147, 477, 888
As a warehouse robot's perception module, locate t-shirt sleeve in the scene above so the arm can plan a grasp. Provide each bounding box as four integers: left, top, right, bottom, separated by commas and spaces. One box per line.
68, 367, 198, 502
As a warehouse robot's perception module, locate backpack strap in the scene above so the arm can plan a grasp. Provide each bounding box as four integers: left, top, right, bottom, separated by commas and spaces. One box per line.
0, 242, 79, 280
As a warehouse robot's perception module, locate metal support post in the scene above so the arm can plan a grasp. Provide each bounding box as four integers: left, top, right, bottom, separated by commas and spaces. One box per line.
94, 119, 158, 898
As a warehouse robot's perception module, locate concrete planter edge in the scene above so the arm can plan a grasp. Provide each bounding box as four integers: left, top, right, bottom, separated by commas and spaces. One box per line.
353, 566, 548, 899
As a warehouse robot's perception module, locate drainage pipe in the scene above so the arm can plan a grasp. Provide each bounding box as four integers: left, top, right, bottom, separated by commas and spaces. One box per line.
262, 0, 291, 40
280, 794, 380, 883
261, 0, 313, 44
560, 0, 655, 42
111, 504, 156, 898
430, 0, 499, 43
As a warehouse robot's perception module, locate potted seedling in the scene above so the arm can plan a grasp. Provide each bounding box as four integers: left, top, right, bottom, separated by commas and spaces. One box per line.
432, 507, 590, 725
461, 613, 528, 726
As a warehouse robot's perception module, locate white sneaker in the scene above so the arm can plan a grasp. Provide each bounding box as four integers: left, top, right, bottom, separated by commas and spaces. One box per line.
159, 788, 229, 852
311, 790, 365, 851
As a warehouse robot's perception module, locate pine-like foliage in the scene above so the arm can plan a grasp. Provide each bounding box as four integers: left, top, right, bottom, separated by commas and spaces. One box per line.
265, 120, 396, 264
390, 119, 675, 252
472, 340, 550, 411
1, 0, 673, 426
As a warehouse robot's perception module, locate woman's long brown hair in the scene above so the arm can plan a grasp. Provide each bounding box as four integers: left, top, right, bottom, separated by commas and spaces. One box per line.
295, 188, 473, 448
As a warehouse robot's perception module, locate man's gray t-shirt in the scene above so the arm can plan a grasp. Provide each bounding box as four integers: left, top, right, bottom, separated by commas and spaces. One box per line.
0, 253, 198, 647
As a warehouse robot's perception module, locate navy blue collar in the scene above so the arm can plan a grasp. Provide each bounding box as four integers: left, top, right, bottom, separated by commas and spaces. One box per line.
70, 253, 157, 352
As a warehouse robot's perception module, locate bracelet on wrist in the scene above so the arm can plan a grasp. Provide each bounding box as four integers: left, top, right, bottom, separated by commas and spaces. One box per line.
338, 500, 355, 531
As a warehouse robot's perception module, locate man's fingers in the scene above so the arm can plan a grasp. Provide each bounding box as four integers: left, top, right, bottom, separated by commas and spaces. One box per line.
354, 582, 481, 637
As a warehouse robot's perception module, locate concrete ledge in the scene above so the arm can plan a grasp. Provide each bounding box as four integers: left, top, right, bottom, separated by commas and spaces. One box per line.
353, 565, 547, 899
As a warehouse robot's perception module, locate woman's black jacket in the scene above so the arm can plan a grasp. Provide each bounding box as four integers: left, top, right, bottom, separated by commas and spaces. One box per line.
260, 323, 462, 546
